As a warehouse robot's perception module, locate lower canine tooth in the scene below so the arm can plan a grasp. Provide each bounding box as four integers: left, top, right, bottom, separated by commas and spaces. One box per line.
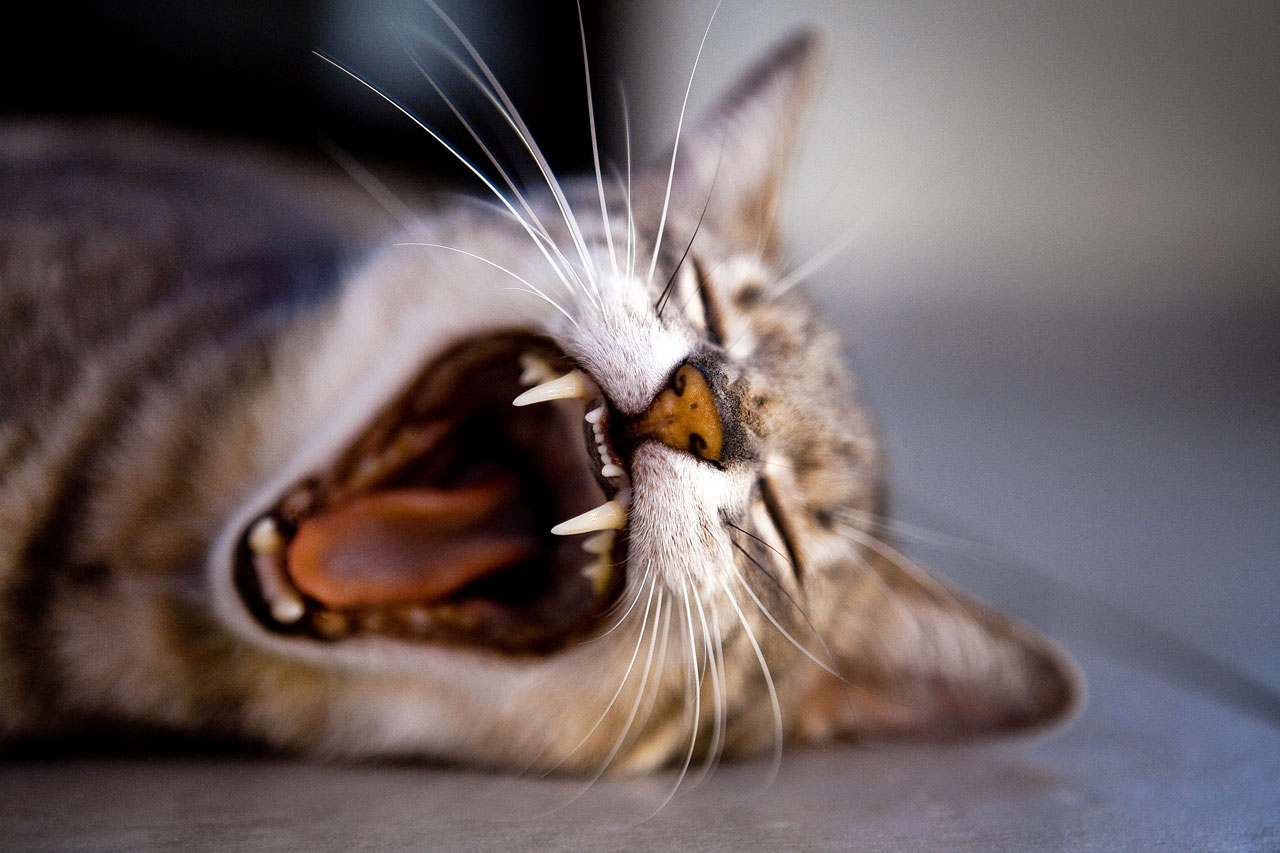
512, 369, 587, 406
581, 531, 615, 555
551, 500, 626, 535
601, 463, 624, 479
582, 559, 612, 595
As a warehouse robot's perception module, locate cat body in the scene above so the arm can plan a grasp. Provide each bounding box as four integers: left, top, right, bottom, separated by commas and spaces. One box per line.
0, 31, 1078, 773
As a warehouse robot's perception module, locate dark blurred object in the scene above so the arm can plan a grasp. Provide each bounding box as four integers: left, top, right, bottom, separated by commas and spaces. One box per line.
0, 0, 607, 179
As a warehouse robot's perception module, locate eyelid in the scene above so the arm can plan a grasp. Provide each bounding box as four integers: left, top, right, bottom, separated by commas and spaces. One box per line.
691, 257, 727, 344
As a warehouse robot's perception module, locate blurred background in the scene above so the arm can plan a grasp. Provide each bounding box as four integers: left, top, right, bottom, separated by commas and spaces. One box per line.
3, 1, 1277, 847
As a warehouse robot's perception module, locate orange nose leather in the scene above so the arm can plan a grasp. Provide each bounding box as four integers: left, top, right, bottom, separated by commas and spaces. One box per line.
286, 478, 538, 608
630, 364, 724, 462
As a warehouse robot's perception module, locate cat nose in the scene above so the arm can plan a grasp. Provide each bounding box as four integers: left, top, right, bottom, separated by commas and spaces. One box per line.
627, 363, 725, 464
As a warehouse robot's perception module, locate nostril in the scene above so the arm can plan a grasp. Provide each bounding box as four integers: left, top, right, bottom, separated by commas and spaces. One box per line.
627, 363, 725, 464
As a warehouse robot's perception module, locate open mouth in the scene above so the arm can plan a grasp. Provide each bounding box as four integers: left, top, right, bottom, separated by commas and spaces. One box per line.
234, 332, 629, 654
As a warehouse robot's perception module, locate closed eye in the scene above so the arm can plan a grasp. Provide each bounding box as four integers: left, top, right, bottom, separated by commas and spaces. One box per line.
691, 257, 727, 344
758, 474, 804, 584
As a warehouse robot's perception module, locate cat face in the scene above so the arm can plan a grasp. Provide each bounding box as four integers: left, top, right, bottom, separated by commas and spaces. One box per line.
196, 31, 1079, 772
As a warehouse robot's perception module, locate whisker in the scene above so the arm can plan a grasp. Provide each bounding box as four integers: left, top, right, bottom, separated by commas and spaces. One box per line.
313, 51, 580, 305
727, 531, 842, 678
773, 145, 978, 295
397, 242, 578, 328
646, 0, 722, 287
717, 572, 784, 788
575, 0, 618, 277
419, 0, 600, 299
708, 596, 728, 774
655, 173, 717, 319
684, 577, 725, 787
833, 508, 1015, 565
588, 558, 653, 641
544, 565, 657, 775
548, 586, 665, 808
392, 24, 599, 307
618, 82, 637, 283
643, 572, 703, 817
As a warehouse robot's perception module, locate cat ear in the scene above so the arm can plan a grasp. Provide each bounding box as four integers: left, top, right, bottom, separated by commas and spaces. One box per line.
796, 551, 1084, 742
649, 29, 828, 258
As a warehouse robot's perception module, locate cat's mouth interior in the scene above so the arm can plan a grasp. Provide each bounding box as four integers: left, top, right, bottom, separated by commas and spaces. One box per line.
233, 332, 628, 654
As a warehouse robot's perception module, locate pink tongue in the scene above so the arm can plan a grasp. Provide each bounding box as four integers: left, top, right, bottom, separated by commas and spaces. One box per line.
286, 479, 539, 608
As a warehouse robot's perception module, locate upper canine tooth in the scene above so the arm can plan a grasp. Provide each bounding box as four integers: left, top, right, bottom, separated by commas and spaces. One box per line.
512, 369, 587, 406
550, 500, 626, 535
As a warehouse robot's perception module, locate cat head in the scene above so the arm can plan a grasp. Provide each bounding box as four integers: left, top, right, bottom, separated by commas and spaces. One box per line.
209, 30, 1080, 772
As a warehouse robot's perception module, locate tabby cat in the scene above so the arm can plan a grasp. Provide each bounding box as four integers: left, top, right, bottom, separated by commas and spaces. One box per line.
0, 27, 1079, 774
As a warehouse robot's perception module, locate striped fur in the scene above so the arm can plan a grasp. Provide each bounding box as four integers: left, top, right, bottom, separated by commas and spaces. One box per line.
0, 34, 1079, 773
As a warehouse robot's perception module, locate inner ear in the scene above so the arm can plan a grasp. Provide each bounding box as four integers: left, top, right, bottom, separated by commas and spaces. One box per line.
796, 550, 1083, 742
639, 29, 828, 259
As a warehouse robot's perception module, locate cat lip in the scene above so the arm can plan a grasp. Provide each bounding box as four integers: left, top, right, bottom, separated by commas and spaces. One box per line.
232, 332, 627, 654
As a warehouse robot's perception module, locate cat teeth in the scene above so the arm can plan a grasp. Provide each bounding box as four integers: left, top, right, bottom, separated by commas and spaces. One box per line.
581, 530, 615, 555
584, 405, 606, 424
248, 516, 284, 557
601, 462, 625, 479
247, 516, 305, 624
518, 352, 560, 387
550, 500, 627, 536
581, 558, 612, 595
512, 369, 587, 406
579, 532, 616, 594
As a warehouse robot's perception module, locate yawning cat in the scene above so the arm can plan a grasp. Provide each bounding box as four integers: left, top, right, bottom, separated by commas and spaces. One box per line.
0, 25, 1079, 774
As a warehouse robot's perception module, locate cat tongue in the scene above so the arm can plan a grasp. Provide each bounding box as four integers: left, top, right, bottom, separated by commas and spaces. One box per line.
286, 479, 539, 608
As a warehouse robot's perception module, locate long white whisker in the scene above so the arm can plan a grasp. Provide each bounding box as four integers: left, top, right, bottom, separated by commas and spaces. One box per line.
832, 522, 930, 579
618, 82, 637, 282
588, 558, 653, 641
709, 595, 728, 775
391, 28, 597, 306
576, 0, 618, 276
833, 509, 1012, 565
684, 577, 723, 788
770, 206, 885, 295
575, 588, 665, 797
545, 566, 657, 776
774, 146, 976, 294
718, 573, 784, 788
392, 36, 580, 280
727, 551, 841, 679
725, 522, 843, 675
642, 574, 703, 818
420, 0, 600, 296
397, 242, 579, 327
646, 0, 722, 286
314, 52, 580, 308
